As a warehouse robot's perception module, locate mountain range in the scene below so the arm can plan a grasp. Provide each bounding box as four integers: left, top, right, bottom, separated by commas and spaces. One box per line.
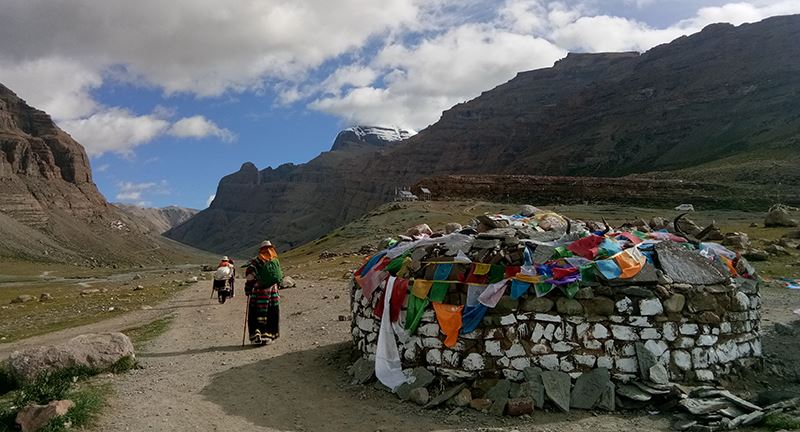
165, 15, 800, 257
0, 83, 208, 266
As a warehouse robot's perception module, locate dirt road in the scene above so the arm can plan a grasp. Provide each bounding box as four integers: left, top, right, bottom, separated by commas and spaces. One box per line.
5, 278, 800, 431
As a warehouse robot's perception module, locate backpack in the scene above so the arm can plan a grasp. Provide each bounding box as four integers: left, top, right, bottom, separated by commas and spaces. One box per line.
251, 258, 283, 287
214, 265, 233, 281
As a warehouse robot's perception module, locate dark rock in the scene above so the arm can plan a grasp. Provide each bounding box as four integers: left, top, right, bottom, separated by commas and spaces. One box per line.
541, 371, 571, 413
522, 367, 545, 408
506, 398, 534, 416
620, 286, 655, 298
696, 311, 721, 324
570, 368, 610, 409
655, 242, 727, 285
348, 357, 375, 385
409, 388, 430, 406
486, 379, 511, 401
449, 388, 473, 407
494, 296, 519, 314
574, 287, 594, 299
581, 296, 615, 316
687, 291, 719, 313
556, 298, 583, 315
766, 244, 790, 256
743, 249, 769, 261
635, 342, 658, 381
532, 245, 556, 264
426, 383, 468, 409
722, 233, 751, 250
733, 278, 759, 294
663, 294, 686, 313
617, 384, 652, 402
11, 295, 34, 304
624, 263, 659, 285
396, 367, 434, 400
470, 398, 493, 411
649, 364, 670, 385
521, 297, 554, 313
597, 381, 616, 411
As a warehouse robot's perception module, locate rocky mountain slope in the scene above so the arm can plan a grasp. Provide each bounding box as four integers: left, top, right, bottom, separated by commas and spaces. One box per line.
167, 15, 800, 256
113, 204, 198, 234
0, 83, 210, 265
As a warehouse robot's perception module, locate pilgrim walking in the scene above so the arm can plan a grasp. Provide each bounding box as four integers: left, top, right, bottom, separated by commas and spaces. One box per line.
243, 240, 283, 345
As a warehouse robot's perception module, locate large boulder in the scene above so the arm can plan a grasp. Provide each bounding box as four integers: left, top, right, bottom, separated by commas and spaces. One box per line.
6, 333, 135, 382
765, 205, 799, 227
16, 400, 74, 432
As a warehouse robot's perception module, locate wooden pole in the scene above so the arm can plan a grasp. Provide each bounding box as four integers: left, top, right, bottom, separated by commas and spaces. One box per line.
242, 294, 250, 347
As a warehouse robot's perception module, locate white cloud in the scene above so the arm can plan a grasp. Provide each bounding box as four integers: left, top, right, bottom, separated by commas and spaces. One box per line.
206, 194, 216, 207
311, 24, 566, 128
59, 109, 171, 157
95, 164, 110, 173
115, 180, 168, 205
169, 116, 235, 142
0, 58, 102, 121
2, 0, 799, 140
0, 0, 421, 97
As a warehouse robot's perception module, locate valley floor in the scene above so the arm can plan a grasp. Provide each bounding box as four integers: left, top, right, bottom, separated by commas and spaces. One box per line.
3, 201, 800, 431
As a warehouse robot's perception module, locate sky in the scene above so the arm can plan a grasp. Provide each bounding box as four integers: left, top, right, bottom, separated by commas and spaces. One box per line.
1, 0, 798, 209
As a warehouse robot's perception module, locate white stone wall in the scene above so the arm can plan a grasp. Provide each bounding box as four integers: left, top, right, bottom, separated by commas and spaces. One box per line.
350, 278, 762, 383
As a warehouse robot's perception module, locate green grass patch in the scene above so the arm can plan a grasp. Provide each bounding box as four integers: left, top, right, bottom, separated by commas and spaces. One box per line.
0, 367, 116, 432
37, 384, 109, 432
124, 316, 174, 348
763, 411, 800, 430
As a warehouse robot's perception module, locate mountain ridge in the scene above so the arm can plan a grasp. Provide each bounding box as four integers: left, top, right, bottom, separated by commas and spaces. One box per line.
166, 15, 800, 256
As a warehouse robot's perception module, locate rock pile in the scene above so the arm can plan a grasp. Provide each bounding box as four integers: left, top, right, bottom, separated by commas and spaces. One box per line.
348, 206, 764, 418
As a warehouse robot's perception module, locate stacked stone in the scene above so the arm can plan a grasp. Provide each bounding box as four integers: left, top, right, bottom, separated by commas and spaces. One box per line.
350, 275, 761, 384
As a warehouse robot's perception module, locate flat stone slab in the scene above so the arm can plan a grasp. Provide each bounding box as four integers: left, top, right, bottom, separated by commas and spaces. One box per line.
635, 342, 658, 381
541, 371, 571, 413
425, 383, 467, 409
617, 384, 652, 402
570, 368, 610, 410
655, 242, 727, 285
522, 367, 545, 408
348, 358, 375, 385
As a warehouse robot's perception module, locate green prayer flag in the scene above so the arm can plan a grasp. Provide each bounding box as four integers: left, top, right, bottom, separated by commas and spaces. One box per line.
560, 282, 580, 299
487, 265, 506, 284
429, 282, 448, 302
405, 295, 430, 334
535, 283, 555, 297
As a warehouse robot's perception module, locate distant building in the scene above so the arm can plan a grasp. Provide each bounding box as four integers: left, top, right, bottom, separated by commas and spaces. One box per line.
397, 190, 418, 201
419, 187, 431, 200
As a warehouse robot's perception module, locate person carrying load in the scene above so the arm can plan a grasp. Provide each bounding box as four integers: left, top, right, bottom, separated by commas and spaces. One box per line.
243, 241, 283, 345
213, 256, 236, 300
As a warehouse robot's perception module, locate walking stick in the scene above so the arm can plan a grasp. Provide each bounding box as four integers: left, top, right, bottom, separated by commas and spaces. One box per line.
242, 294, 250, 347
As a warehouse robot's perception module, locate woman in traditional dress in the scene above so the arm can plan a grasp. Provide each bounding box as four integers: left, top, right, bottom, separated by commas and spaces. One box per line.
244, 240, 283, 345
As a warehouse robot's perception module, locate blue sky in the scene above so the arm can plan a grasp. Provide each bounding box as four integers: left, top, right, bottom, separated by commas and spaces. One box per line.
1, 0, 798, 209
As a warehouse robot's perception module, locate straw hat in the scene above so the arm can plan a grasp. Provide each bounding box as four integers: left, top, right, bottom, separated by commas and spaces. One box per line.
221, 256, 229, 261
259, 240, 273, 248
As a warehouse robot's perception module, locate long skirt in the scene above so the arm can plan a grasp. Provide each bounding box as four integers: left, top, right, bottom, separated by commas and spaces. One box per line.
248, 283, 280, 343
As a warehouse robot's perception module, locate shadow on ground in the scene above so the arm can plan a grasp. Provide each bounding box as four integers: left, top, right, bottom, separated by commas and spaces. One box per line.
200, 342, 665, 432
200, 342, 449, 432
139, 345, 248, 358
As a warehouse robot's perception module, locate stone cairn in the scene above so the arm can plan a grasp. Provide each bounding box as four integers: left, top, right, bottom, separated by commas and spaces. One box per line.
348, 207, 775, 428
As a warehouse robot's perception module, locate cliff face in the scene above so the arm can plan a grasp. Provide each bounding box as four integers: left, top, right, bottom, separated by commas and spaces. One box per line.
0, 83, 209, 265
166, 16, 800, 256
0, 83, 106, 228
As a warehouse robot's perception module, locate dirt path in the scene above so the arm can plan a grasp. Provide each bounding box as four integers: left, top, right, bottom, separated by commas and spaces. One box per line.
79, 279, 675, 432
7, 277, 799, 431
